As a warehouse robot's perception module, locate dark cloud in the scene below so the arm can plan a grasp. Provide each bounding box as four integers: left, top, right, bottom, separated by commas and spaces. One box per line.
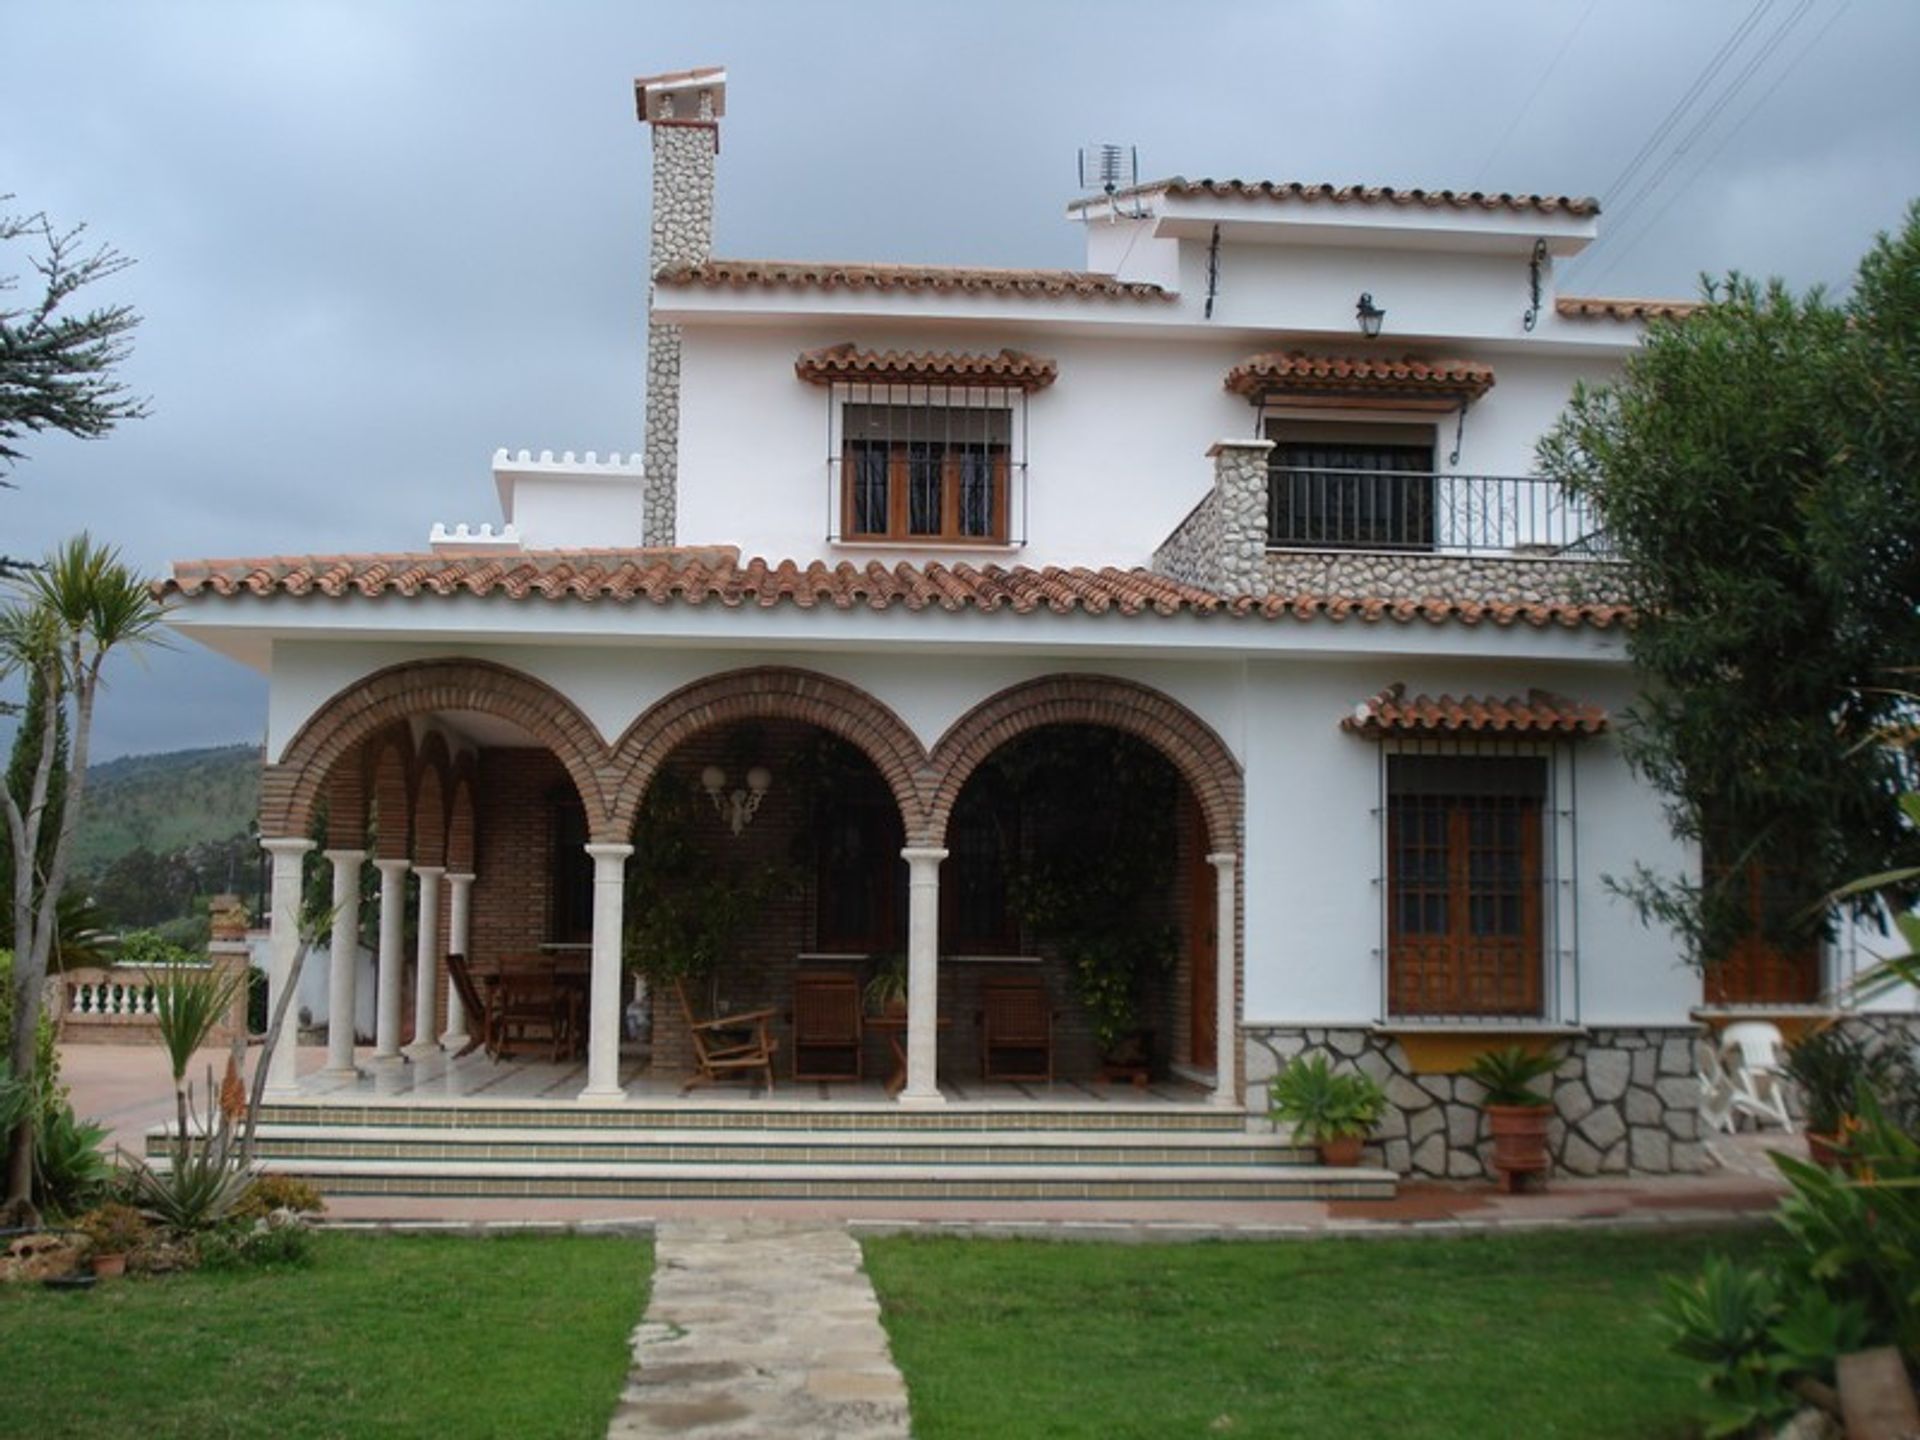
2, 0, 1913, 759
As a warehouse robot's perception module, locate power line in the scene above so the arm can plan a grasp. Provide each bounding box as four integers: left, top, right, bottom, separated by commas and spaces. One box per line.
1598, 0, 1775, 208
1469, 0, 1601, 189
1580, 0, 1851, 291
1599, 0, 1815, 245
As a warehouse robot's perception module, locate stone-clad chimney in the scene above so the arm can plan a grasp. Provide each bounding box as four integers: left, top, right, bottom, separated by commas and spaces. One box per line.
635, 66, 725, 547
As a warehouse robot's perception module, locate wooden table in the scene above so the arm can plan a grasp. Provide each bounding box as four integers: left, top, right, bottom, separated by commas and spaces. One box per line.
865, 1015, 951, 1096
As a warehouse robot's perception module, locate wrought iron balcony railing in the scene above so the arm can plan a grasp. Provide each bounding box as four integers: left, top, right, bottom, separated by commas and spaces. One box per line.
1268, 466, 1609, 557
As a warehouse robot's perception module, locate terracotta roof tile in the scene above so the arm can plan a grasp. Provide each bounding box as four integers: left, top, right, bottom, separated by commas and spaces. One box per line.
795, 343, 1058, 391
162, 549, 1631, 631
656, 258, 1170, 301
1224, 352, 1496, 401
1555, 296, 1701, 321
1070, 177, 1600, 217
1342, 682, 1610, 739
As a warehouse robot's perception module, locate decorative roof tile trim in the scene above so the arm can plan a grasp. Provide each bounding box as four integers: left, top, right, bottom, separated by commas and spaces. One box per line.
1224, 352, 1496, 401
1069, 177, 1600, 217
1341, 682, 1610, 739
656, 258, 1171, 301
162, 552, 1633, 630
795, 343, 1058, 391
1555, 296, 1702, 321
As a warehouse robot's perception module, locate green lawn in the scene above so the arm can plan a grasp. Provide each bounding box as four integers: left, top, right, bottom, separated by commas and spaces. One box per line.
864, 1225, 1763, 1440
0, 1231, 650, 1440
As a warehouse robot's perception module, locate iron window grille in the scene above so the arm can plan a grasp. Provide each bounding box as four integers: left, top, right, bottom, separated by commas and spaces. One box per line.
826, 382, 1029, 546
1370, 736, 1582, 1025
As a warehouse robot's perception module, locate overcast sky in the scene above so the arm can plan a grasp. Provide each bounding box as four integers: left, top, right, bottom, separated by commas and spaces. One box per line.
3, 0, 1917, 762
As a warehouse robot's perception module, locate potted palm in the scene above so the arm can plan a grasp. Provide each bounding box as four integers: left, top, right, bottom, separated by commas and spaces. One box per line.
1267, 1054, 1387, 1166
1465, 1045, 1562, 1193
1780, 1027, 1882, 1168
863, 954, 908, 1017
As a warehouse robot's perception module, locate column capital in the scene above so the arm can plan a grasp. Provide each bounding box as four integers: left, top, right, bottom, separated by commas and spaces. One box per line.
1205, 851, 1238, 870
900, 846, 949, 865
322, 847, 368, 864
584, 842, 636, 861
413, 864, 447, 879
445, 871, 477, 885
261, 836, 316, 858
373, 856, 412, 874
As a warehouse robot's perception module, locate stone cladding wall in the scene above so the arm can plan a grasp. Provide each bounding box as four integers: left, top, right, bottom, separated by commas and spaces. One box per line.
641, 95, 718, 548
1244, 1023, 1710, 1179
1151, 492, 1222, 590
1262, 550, 1628, 606
1211, 441, 1272, 599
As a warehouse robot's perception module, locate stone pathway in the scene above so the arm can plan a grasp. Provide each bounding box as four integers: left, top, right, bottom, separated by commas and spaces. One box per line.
608, 1219, 911, 1439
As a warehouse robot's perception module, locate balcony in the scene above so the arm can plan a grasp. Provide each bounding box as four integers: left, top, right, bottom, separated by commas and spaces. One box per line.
1267, 466, 1607, 558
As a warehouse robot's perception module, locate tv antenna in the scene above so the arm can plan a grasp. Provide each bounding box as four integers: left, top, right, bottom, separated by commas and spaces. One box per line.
1077, 143, 1147, 219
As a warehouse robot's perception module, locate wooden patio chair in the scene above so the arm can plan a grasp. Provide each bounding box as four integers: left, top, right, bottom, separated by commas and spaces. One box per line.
493, 956, 572, 1063
791, 970, 863, 1082
443, 953, 491, 1060
979, 974, 1054, 1083
674, 979, 779, 1094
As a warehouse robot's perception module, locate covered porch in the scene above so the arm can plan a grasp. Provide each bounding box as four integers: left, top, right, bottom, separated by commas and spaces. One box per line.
254, 661, 1244, 1115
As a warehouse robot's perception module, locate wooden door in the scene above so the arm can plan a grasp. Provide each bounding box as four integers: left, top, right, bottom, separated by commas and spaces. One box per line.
1185, 797, 1217, 1070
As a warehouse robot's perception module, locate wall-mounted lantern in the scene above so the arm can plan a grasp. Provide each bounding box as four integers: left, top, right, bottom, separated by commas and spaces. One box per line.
701, 764, 772, 836
1356, 292, 1386, 339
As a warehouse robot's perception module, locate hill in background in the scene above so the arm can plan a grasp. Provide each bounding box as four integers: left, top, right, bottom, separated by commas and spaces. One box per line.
76, 743, 263, 872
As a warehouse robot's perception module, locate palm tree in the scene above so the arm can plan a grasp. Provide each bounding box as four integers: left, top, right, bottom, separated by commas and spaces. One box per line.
0, 535, 165, 1222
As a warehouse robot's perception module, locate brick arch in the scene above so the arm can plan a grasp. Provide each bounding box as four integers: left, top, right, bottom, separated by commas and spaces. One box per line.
607, 667, 931, 839
446, 758, 477, 873
368, 726, 414, 861
927, 674, 1242, 854
261, 658, 615, 842
412, 732, 452, 867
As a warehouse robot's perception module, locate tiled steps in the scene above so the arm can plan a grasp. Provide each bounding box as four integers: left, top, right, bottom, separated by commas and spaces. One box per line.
150, 1107, 1399, 1202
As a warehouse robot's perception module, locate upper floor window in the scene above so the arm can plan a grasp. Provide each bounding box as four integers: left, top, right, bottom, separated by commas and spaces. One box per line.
843, 403, 1011, 544
798, 345, 1052, 548
1267, 420, 1437, 551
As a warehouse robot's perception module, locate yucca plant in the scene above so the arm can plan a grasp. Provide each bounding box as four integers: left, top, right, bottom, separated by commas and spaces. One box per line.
145, 959, 246, 1147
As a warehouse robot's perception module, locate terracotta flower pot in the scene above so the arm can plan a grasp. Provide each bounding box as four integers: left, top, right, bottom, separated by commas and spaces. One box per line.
1485, 1104, 1552, 1194
90, 1253, 127, 1279
1317, 1134, 1365, 1167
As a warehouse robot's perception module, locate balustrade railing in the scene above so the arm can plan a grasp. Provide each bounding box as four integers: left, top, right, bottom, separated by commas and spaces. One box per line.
1268, 466, 1608, 557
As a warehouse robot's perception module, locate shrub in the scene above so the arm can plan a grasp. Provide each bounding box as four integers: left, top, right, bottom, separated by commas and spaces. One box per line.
233, 1173, 325, 1221
76, 1200, 151, 1256
33, 1102, 112, 1217
0, 948, 63, 1114
1659, 1092, 1918, 1433
114, 928, 198, 970
1267, 1055, 1388, 1143
198, 1218, 315, 1271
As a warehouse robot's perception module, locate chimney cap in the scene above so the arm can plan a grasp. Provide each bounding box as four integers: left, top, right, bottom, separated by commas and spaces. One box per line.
634, 66, 727, 123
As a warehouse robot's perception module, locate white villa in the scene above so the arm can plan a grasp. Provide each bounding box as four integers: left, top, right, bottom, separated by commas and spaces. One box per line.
157, 67, 1907, 1202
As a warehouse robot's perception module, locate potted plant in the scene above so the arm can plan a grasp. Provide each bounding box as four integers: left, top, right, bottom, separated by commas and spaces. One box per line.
1267, 1054, 1387, 1166
1465, 1045, 1561, 1193
78, 1201, 150, 1278
862, 953, 908, 1017
1780, 1027, 1880, 1168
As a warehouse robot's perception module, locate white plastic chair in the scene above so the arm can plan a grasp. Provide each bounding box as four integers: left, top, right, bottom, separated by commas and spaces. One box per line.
1718, 1021, 1796, 1133
1695, 1040, 1739, 1135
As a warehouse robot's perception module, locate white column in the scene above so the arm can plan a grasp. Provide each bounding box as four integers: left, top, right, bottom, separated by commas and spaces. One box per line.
441, 872, 475, 1048
371, 858, 410, 1061
1207, 852, 1238, 1108
579, 842, 633, 1101
406, 866, 445, 1058
321, 848, 366, 1077
261, 837, 315, 1099
899, 846, 948, 1105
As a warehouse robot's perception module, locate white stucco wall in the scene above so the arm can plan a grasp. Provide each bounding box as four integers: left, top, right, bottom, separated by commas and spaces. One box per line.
672, 319, 1614, 570
248, 631, 1707, 1029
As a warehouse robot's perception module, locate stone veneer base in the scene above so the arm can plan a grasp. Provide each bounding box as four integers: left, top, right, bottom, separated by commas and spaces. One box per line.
1244, 1023, 1710, 1179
